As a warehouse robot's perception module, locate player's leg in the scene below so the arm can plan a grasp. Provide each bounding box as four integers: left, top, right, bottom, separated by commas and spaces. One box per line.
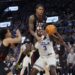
30, 57, 45, 75
7, 72, 13, 75
49, 65, 57, 75
44, 63, 57, 75
47, 54, 57, 75
44, 66, 50, 75
31, 50, 39, 65
30, 68, 39, 75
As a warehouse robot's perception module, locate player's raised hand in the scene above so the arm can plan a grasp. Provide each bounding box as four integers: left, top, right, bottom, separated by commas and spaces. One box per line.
16, 29, 21, 36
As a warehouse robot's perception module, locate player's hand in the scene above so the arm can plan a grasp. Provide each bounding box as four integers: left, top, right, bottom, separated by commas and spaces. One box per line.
16, 29, 21, 36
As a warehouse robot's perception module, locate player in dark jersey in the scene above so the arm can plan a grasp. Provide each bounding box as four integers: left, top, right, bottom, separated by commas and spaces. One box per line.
29, 4, 47, 42
0, 29, 21, 75
28, 4, 47, 75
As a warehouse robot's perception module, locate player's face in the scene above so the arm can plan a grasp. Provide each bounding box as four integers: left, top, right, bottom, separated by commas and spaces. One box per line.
26, 43, 32, 51
37, 29, 46, 37
37, 26, 47, 37
36, 6, 44, 16
37, 26, 43, 36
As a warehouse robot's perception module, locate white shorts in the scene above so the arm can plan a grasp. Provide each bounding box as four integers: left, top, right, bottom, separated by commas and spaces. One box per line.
22, 55, 31, 68
33, 54, 56, 71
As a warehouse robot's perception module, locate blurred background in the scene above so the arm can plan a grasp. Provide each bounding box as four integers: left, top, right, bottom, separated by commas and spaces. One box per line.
0, 0, 75, 75
0, 0, 75, 42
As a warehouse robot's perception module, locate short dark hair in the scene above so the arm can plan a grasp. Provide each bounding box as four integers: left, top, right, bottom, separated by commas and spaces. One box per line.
0, 29, 7, 40
35, 4, 44, 9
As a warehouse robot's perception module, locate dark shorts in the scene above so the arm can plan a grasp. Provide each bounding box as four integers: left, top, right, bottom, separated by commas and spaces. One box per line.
0, 61, 11, 75
31, 50, 39, 65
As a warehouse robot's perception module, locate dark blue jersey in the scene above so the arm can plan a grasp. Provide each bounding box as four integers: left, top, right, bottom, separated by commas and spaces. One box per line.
0, 43, 10, 61
33, 14, 47, 31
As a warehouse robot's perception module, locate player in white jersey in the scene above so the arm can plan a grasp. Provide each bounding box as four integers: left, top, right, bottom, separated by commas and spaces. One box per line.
14, 41, 33, 75
20, 42, 34, 75
30, 26, 70, 75
35, 35, 55, 56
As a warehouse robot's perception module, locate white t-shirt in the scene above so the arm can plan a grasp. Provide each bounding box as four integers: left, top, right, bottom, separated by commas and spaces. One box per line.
67, 53, 75, 64
35, 36, 55, 56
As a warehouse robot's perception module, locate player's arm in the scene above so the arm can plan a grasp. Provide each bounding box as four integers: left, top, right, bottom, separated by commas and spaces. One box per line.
52, 32, 70, 52
16, 45, 24, 64
20, 67, 26, 75
14, 52, 23, 70
3, 29, 22, 46
29, 15, 41, 41
29, 15, 34, 35
15, 45, 26, 69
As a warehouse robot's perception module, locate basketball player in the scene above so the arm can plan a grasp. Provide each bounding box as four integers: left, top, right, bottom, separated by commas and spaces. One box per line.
12, 40, 33, 75
29, 4, 47, 43
30, 26, 70, 75
0, 29, 21, 75
28, 4, 47, 70
16, 42, 32, 64
20, 43, 32, 75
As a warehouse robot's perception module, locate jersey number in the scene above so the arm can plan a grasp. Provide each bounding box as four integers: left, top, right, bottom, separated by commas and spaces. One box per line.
43, 46, 47, 50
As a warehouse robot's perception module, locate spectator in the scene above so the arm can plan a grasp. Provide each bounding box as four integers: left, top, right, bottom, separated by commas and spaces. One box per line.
67, 48, 75, 75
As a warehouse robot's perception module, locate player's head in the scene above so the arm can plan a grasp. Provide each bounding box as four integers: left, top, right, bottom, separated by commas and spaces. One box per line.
26, 43, 32, 50
35, 4, 45, 16
24, 40, 32, 51
36, 26, 45, 37
0, 29, 12, 40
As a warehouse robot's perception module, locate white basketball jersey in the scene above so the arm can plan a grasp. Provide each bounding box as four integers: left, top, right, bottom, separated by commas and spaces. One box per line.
35, 36, 55, 56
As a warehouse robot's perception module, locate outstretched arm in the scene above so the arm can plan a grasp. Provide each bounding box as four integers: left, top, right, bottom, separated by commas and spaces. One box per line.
52, 32, 70, 52
3, 29, 22, 46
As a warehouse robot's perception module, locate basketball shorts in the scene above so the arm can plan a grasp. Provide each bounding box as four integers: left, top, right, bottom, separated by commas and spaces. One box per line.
33, 54, 56, 71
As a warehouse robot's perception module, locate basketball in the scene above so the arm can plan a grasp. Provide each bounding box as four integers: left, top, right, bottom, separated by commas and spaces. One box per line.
45, 24, 57, 36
